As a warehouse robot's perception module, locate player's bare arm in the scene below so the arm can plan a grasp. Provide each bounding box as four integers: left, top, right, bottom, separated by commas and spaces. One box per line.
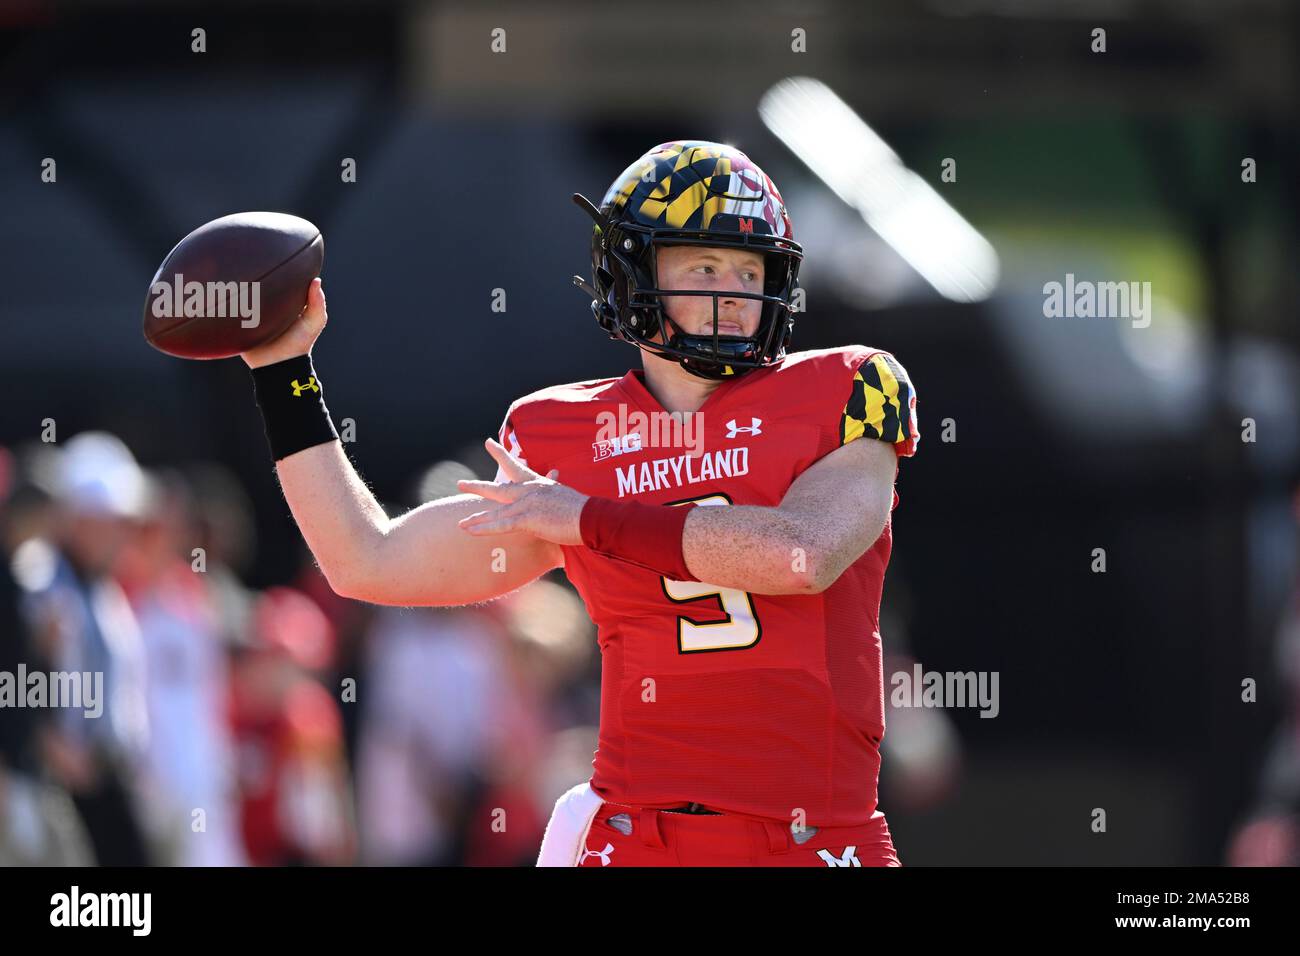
241, 280, 562, 607
458, 429, 898, 595
679, 434, 898, 594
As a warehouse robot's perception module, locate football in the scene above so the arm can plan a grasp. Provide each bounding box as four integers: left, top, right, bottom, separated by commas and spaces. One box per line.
142, 211, 323, 359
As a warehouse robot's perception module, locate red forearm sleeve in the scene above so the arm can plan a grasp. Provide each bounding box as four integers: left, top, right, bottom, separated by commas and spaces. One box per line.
578, 497, 699, 582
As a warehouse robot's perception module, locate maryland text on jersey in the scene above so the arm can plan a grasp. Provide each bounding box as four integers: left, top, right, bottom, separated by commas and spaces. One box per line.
615, 447, 751, 498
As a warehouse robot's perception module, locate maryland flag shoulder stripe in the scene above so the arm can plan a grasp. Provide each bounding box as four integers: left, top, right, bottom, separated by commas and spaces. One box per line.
840, 351, 919, 456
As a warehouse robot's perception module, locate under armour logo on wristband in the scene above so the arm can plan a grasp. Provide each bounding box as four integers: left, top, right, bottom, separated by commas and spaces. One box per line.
291, 377, 319, 397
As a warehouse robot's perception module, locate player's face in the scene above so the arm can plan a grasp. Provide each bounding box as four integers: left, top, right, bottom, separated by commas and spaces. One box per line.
654, 245, 765, 340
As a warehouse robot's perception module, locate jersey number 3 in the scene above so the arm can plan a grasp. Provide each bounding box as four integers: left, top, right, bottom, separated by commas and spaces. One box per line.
661, 495, 763, 653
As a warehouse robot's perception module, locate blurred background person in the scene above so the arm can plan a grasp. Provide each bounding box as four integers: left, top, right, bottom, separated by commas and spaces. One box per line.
11, 431, 152, 865
353, 598, 506, 865
228, 586, 356, 865
352, 576, 597, 867
350, 463, 516, 866
114, 468, 245, 866
1226, 482, 1300, 867
0, 444, 94, 866
351, 462, 598, 866
461, 577, 599, 867
290, 550, 374, 772
184, 463, 258, 660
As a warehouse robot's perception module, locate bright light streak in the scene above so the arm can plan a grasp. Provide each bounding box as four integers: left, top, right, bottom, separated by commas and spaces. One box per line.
760, 76, 1000, 302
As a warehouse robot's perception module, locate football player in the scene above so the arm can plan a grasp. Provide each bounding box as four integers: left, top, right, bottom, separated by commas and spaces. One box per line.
241, 140, 918, 867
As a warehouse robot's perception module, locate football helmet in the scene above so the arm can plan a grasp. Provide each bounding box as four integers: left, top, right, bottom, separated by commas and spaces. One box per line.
572, 140, 803, 380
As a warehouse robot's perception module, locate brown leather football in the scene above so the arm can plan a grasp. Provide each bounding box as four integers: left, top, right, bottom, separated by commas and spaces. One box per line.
143, 211, 323, 359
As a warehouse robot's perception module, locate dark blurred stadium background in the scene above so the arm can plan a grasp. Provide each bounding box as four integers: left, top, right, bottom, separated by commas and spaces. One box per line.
1, 0, 1298, 866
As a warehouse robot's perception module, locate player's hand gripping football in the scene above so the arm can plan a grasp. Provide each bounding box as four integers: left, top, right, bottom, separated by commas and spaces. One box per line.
456, 438, 589, 546
241, 277, 328, 369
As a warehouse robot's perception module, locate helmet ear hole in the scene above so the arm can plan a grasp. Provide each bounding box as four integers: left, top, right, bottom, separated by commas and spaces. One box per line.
630, 306, 655, 336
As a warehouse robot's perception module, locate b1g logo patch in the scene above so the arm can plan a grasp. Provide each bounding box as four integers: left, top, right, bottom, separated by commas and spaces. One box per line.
593, 431, 643, 462
816, 846, 861, 867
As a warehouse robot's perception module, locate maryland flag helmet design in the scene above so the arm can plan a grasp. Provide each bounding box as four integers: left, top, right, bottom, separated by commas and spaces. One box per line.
572, 140, 803, 380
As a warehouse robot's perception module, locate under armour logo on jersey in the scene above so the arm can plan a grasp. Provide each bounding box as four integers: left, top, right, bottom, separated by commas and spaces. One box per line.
290, 377, 319, 397
816, 846, 861, 867
580, 842, 615, 866
725, 417, 762, 438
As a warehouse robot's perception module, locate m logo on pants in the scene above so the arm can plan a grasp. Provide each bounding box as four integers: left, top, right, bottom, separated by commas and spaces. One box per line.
816, 846, 861, 867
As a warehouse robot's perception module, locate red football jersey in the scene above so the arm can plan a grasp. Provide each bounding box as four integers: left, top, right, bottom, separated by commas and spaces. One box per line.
497, 345, 918, 827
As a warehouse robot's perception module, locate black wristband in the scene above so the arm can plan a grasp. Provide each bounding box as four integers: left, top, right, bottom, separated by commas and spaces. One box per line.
250, 354, 339, 461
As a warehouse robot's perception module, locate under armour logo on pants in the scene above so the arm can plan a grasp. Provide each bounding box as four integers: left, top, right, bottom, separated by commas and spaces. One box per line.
580, 842, 615, 866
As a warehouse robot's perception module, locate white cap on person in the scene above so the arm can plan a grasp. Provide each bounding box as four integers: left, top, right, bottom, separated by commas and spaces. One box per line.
54, 431, 149, 519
